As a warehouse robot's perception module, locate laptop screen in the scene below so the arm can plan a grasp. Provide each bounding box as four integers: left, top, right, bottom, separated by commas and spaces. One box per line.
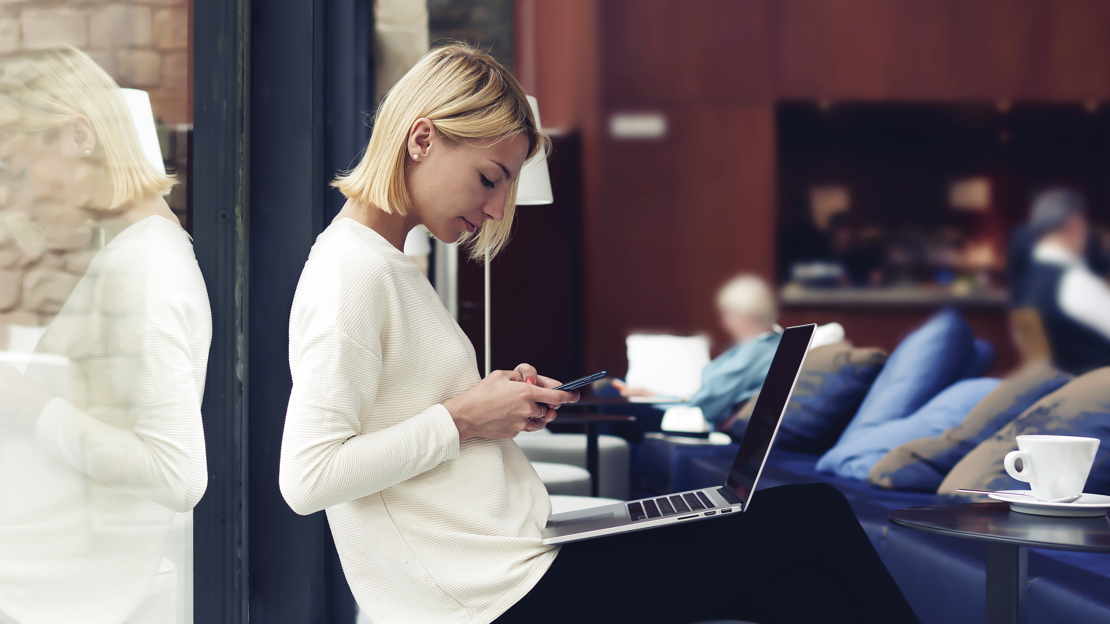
724, 324, 815, 506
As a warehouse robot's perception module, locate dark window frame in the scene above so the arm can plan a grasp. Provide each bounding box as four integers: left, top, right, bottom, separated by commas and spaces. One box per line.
193, 0, 249, 620
192, 0, 373, 621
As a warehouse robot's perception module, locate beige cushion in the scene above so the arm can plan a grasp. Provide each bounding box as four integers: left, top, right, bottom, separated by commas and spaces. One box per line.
938, 367, 1110, 500
868, 362, 1071, 491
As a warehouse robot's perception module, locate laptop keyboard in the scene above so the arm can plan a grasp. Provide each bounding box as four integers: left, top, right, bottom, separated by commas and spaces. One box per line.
627, 491, 718, 521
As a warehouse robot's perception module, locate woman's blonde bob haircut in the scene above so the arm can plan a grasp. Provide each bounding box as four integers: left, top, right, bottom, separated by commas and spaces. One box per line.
0, 46, 175, 210
332, 42, 549, 261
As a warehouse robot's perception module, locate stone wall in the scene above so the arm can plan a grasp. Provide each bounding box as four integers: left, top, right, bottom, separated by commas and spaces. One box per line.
0, 0, 190, 125
0, 0, 189, 347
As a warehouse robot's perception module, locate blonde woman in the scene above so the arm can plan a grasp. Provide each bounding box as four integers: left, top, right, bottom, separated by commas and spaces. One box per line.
280, 44, 918, 624
0, 48, 210, 622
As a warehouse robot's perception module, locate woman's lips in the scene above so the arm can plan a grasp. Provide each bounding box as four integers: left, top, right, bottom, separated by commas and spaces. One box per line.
461, 217, 476, 233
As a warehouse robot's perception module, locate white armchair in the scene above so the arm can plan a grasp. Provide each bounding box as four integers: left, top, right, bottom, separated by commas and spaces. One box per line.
517, 430, 630, 500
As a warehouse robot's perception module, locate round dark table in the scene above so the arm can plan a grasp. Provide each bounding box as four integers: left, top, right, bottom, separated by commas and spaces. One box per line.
890, 502, 1110, 624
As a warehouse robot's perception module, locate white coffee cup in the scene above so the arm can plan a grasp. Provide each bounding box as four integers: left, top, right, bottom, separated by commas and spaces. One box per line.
1004, 435, 1100, 500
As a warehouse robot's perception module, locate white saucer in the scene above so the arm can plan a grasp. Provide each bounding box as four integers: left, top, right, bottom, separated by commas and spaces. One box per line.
988, 490, 1110, 518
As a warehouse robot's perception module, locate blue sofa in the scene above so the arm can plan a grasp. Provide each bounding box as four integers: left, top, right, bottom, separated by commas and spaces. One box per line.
633, 440, 1110, 624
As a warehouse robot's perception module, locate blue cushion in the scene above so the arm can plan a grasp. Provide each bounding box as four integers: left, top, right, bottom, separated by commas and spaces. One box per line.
727, 342, 887, 453
776, 342, 887, 453
868, 363, 1072, 491
817, 378, 1001, 479
939, 367, 1110, 499
835, 309, 976, 443
958, 338, 996, 379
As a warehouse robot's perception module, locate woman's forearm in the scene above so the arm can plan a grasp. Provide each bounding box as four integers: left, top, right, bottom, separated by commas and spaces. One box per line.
279, 402, 460, 515
36, 398, 208, 512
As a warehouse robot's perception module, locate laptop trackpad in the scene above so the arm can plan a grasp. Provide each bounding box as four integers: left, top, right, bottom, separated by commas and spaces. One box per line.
551, 512, 617, 528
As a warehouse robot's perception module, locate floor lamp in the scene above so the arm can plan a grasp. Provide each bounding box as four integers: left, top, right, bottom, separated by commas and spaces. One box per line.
484, 95, 553, 376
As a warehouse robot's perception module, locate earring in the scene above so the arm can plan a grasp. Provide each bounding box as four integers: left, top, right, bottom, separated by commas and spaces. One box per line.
83, 150, 91, 156
412, 153, 419, 160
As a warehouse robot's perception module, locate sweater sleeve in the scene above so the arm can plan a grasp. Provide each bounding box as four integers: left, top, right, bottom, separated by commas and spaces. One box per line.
1059, 267, 1110, 342
279, 327, 461, 515
687, 339, 778, 425
34, 324, 208, 513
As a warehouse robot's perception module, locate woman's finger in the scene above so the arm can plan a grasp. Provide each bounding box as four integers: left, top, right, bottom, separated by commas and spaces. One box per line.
534, 375, 562, 389
529, 386, 579, 406
514, 363, 539, 380
524, 407, 550, 431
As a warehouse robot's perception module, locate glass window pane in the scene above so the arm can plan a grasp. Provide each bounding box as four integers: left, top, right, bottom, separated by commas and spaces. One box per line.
0, 2, 197, 623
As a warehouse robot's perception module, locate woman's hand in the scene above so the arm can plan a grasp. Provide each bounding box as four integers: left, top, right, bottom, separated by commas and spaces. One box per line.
443, 365, 580, 441
611, 379, 654, 398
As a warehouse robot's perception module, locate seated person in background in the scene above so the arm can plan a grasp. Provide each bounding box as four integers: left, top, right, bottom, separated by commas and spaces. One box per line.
614, 274, 782, 427
1016, 187, 1110, 374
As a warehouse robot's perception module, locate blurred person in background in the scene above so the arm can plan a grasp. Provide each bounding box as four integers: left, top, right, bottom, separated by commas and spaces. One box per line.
614, 274, 782, 427
0, 47, 210, 623
1009, 186, 1109, 304
1011, 187, 1110, 374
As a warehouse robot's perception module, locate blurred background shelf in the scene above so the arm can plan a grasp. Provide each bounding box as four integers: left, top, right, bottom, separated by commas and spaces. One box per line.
781, 287, 1009, 309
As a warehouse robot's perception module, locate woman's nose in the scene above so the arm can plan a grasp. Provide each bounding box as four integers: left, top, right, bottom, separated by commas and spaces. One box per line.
483, 196, 506, 222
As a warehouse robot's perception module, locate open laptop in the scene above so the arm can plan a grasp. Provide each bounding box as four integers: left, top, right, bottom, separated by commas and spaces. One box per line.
542, 323, 816, 545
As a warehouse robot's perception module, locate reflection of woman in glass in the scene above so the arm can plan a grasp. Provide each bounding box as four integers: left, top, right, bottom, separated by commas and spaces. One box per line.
0, 47, 210, 623
280, 44, 918, 624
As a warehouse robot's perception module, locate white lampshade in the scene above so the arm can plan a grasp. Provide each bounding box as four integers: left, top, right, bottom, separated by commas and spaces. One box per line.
515, 95, 553, 206
120, 88, 166, 176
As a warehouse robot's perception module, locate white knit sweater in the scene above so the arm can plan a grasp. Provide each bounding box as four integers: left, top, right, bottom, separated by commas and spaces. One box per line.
0, 216, 211, 624
280, 219, 557, 624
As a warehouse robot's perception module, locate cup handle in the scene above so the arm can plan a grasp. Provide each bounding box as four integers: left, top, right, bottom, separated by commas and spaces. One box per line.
1004, 450, 1034, 483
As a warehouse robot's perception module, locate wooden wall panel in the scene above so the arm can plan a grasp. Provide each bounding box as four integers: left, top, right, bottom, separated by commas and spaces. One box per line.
676, 105, 776, 341
602, 0, 773, 104
517, 0, 601, 130
776, 0, 958, 99
953, 0, 1037, 98
1034, 0, 1110, 99
881, 0, 957, 98
673, 0, 773, 103
601, 0, 682, 102
585, 104, 776, 375
775, 0, 897, 99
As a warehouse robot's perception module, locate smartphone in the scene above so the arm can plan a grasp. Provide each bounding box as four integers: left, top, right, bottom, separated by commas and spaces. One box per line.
553, 370, 609, 392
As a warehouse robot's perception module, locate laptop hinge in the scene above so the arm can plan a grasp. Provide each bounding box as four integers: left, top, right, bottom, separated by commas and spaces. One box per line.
718, 486, 743, 506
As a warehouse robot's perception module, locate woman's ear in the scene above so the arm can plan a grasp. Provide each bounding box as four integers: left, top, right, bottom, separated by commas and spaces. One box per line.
68, 114, 96, 158
406, 118, 436, 160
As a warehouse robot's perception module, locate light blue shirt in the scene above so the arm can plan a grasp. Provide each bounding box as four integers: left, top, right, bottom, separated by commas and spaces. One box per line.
684, 331, 782, 425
